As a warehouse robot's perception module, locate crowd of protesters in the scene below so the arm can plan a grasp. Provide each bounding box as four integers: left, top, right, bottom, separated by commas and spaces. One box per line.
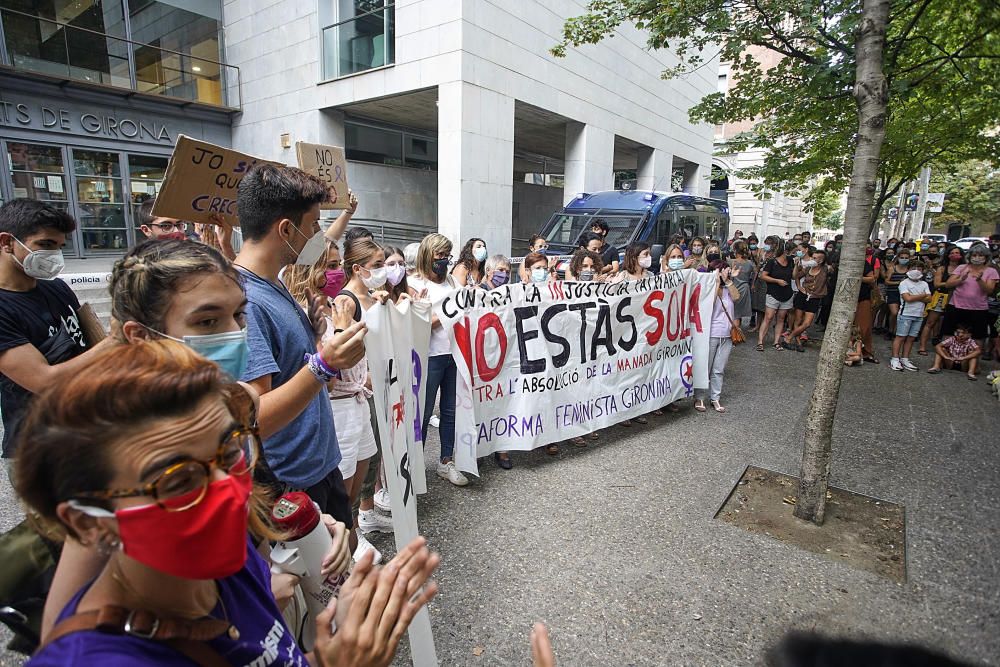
0, 162, 996, 665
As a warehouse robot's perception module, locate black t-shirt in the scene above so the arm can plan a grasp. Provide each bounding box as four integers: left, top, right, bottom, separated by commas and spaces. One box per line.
763, 257, 794, 301
0, 279, 86, 457
601, 244, 620, 268
858, 260, 875, 302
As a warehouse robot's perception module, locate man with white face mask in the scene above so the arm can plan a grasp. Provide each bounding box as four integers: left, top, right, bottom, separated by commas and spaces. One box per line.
0, 199, 114, 467
234, 164, 368, 529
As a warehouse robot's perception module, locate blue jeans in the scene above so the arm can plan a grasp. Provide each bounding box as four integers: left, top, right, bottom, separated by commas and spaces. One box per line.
895, 314, 923, 338
422, 354, 457, 462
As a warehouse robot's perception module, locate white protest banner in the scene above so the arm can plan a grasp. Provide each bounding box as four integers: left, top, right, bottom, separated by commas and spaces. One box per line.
364, 298, 436, 666
438, 270, 717, 475
152, 135, 279, 227
295, 142, 350, 210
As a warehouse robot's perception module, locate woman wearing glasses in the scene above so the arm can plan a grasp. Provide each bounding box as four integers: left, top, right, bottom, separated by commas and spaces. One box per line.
17, 342, 439, 665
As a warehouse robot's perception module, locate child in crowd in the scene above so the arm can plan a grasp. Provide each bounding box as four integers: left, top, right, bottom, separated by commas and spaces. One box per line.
890, 260, 931, 371
928, 324, 981, 380
845, 325, 864, 366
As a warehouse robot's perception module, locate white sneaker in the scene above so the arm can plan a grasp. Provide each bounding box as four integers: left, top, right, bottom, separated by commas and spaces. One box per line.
358, 508, 394, 534
436, 461, 469, 487
353, 532, 382, 565
900, 358, 918, 372
889, 358, 903, 371
373, 488, 392, 513
429, 414, 440, 428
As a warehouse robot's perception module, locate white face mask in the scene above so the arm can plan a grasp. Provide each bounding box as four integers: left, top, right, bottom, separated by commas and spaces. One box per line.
385, 263, 406, 286
638, 256, 652, 269
906, 269, 923, 280
800, 259, 817, 269
286, 224, 327, 266
361, 265, 387, 290
667, 258, 685, 271
473, 246, 488, 262
14, 238, 65, 280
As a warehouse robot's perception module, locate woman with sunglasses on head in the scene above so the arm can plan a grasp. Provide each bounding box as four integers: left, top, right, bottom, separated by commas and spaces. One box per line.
19, 342, 439, 666
409, 234, 470, 486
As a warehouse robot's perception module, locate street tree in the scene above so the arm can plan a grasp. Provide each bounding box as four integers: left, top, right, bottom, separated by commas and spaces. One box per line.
554, 0, 1000, 523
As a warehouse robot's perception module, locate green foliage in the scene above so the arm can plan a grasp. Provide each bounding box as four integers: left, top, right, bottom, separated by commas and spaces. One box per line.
929, 160, 1000, 234
553, 0, 1000, 221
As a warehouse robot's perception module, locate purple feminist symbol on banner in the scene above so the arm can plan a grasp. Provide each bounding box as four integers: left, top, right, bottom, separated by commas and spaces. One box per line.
411, 349, 423, 443
680, 355, 694, 397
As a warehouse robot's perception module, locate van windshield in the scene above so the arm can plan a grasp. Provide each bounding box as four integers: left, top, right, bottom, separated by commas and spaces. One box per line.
540, 213, 642, 251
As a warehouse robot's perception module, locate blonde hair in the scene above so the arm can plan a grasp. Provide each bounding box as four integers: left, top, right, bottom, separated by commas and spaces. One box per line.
284, 241, 335, 306
416, 233, 453, 279
343, 237, 383, 279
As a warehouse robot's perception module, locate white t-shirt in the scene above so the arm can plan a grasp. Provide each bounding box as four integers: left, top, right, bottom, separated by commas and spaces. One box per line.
899, 278, 930, 317
409, 274, 457, 357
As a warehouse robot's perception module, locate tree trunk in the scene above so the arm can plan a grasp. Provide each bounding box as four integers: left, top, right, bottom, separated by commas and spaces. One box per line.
794, 0, 891, 525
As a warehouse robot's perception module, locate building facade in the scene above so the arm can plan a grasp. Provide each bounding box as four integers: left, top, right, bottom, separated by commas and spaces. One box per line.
1, 0, 718, 258
224, 0, 717, 253
0, 0, 237, 258
711, 53, 813, 241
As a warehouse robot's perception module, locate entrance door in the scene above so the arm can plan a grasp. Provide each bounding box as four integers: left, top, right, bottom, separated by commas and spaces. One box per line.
71, 149, 130, 253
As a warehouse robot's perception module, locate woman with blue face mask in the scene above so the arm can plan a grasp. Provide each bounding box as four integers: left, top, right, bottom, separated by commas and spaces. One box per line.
451, 237, 488, 287
522, 252, 553, 286
112, 239, 249, 380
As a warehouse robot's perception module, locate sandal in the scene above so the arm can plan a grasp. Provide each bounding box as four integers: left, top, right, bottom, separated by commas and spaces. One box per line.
694, 400, 707, 413
711, 400, 726, 413
652, 409, 665, 416
773, 343, 784, 351
863, 356, 880, 364
634, 416, 648, 425
927, 367, 941, 374
756, 344, 765, 352
917, 350, 928, 356
546, 443, 559, 455
588, 432, 600, 440
666, 403, 681, 413
968, 374, 978, 381
570, 436, 587, 447
622, 419, 633, 427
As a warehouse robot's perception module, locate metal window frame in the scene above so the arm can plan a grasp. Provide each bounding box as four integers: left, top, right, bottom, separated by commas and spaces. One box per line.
322, 2, 395, 80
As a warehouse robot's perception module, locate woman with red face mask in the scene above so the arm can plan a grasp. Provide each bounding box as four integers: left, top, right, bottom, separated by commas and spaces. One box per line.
16, 342, 439, 666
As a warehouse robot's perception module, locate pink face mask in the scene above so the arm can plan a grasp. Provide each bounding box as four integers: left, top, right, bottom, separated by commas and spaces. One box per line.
322, 269, 347, 298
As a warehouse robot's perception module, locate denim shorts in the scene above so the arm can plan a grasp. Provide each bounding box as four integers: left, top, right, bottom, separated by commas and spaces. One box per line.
895, 314, 924, 338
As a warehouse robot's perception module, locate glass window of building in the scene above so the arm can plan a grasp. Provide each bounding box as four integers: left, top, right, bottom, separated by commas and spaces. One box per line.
128, 0, 224, 105
6, 141, 76, 254
1, 0, 130, 87
323, 0, 394, 79
345, 120, 436, 170
127, 153, 168, 237
0, 0, 233, 107
72, 149, 129, 251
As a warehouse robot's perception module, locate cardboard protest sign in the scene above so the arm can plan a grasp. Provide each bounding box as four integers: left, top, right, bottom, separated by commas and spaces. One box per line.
151, 135, 279, 227
295, 142, 349, 210
365, 299, 437, 666
437, 271, 717, 475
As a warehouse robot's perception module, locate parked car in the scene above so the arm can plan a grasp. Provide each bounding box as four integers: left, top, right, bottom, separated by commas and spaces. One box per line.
954, 236, 989, 250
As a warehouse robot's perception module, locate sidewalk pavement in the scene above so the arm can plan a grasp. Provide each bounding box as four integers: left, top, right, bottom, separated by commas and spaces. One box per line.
2, 333, 997, 665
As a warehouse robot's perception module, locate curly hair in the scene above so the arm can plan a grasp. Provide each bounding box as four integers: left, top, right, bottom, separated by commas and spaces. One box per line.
569, 249, 603, 279
454, 237, 486, 276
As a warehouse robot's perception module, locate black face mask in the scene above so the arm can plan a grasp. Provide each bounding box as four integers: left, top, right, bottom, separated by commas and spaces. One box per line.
707, 253, 722, 262
432, 258, 449, 277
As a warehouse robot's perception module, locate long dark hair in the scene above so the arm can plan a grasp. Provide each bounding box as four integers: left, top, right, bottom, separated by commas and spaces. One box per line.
454, 237, 486, 278
382, 244, 410, 302
569, 249, 604, 278
622, 241, 650, 275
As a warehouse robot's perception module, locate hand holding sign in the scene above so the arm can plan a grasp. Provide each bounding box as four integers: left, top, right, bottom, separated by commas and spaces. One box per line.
296, 142, 350, 210
152, 135, 279, 227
